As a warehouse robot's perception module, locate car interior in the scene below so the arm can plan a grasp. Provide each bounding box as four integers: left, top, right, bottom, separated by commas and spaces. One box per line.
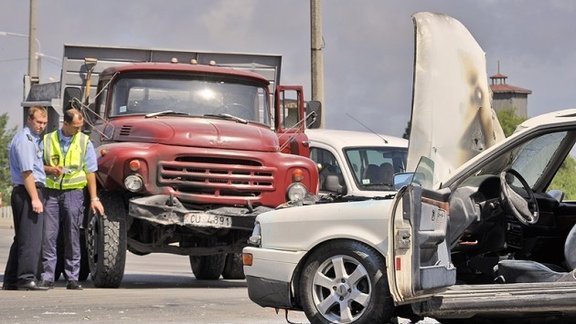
444, 130, 576, 285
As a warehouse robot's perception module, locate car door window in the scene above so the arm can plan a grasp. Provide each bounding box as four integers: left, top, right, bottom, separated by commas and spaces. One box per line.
310, 147, 343, 193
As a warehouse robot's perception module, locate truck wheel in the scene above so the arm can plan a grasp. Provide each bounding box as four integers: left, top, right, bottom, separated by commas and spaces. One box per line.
221, 253, 245, 279
190, 254, 226, 280
86, 193, 127, 288
299, 241, 394, 324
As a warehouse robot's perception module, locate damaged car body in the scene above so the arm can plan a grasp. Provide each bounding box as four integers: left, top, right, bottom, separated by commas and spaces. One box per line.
242, 12, 576, 324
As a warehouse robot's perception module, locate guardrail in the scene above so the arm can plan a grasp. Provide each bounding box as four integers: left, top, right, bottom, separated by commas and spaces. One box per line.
0, 206, 13, 228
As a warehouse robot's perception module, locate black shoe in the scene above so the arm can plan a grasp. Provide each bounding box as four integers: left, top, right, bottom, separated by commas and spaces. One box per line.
39, 280, 55, 289
17, 280, 49, 291
66, 281, 83, 290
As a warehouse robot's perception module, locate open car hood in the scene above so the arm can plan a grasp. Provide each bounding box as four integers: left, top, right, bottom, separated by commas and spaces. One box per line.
407, 12, 505, 187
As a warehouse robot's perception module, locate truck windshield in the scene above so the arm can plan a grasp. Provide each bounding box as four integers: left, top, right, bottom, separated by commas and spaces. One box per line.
345, 147, 408, 191
109, 75, 271, 125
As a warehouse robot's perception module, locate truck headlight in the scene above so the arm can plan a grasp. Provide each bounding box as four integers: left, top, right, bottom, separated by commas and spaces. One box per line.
287, 182, 307, 201
124, 174, 144, 192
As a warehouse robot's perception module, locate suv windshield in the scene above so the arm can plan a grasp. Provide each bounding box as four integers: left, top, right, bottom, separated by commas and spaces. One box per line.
109, 74, 270, 125
345, 146, 407, 191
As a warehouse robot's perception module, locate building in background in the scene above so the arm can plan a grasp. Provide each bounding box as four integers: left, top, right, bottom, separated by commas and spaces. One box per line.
489, 70, 532, 119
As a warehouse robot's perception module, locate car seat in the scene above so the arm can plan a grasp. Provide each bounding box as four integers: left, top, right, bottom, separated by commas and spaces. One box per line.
496, 224, 576, 283
364, 164, 381, 184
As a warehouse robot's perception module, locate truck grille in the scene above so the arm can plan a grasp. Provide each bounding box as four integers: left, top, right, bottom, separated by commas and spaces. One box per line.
158, 156, 275, 199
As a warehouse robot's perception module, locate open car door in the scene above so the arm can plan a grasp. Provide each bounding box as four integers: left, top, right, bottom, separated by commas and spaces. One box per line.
388, 157, 456, 303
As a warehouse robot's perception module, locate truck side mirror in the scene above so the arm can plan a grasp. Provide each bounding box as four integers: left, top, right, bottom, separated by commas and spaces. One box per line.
306, 100, 322, 129
63, 87, 82, 110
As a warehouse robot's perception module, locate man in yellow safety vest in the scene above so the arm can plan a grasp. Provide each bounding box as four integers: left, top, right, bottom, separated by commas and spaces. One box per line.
39, 108, 104, 290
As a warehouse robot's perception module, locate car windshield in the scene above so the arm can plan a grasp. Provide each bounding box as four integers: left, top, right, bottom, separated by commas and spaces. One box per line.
109, 74, 270, 125
463, 130, 574, 190
345, 146, 407, 191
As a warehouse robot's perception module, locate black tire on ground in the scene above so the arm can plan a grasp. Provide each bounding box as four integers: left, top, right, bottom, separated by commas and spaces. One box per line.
299, 240, 394, 324
221, 253, 245, 279
189, 254, 226, 280
86, 192, 127, 288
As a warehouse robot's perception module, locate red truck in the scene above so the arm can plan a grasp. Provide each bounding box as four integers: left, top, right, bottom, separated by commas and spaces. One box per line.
23, 45, 319, 287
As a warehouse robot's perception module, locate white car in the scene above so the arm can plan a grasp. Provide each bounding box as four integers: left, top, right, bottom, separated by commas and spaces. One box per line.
306, 129, 408, 197
243, 12, 576, 324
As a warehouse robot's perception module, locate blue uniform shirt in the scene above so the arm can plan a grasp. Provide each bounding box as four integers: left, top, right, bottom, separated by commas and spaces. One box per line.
9, 126, 46, 185
57, 129, 98, 173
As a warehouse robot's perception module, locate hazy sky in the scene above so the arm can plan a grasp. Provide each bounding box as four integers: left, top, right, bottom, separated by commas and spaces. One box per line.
1, 1, 576, 137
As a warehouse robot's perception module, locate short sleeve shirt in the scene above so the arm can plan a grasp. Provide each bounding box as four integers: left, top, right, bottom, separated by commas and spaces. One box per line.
9, 126, 46, 185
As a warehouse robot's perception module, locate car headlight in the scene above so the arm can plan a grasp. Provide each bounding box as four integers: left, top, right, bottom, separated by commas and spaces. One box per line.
124, 174, 144, 192
287, 182, 308, 201
247, 222, 261, 246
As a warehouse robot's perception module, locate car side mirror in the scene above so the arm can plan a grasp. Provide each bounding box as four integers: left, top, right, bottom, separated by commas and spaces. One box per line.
325, 174, 346, 195
394, 172, 414, 190
547, 189, 565, 203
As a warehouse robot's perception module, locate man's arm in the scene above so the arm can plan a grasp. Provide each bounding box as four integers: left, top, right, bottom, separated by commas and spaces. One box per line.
22, 171, 43, 214
86, 172, 104, 215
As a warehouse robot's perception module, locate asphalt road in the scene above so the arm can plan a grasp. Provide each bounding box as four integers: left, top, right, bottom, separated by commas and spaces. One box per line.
0, 226, 442, 324
0, 227, 312, 324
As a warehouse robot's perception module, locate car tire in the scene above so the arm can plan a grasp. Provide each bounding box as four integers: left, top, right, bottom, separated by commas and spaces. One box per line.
221, 253, 245, 280
299, 240, 394, 324
86, 191, 127, 288
190, 254, 226, 280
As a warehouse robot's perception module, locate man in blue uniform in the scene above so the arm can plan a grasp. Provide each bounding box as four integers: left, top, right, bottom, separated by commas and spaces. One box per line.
39, 108, 104, 290
2, 105, 49, 291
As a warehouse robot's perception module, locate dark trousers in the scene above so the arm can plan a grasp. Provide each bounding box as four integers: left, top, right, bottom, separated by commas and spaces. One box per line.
41, 188, 84, 282
3, 185, 45, 286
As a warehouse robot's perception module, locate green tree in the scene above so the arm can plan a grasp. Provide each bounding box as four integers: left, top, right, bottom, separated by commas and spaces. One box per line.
496, 108, 576, 200
497, 108, 526, 137
0, 113, 17, 205
402, 120, 411, 140
549, 157, 576, 200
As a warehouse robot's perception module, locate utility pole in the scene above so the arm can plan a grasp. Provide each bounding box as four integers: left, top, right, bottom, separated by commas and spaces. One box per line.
310, 0, 325, 127
28, 0, 39, 83
23, 0, 39, 102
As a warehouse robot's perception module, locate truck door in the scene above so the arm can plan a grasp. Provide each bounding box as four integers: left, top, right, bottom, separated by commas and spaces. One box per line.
387, 157, 456, 303
274, 85, 309, 156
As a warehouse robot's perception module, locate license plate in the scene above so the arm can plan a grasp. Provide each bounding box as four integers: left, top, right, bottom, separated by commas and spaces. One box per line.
184, 213, 232, 228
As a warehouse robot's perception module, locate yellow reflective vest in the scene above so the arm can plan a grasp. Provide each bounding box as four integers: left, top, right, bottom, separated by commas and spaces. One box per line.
43, 130, 89, 190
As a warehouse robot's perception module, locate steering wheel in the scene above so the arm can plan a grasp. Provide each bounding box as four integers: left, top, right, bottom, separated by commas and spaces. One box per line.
499, 169, 540, 225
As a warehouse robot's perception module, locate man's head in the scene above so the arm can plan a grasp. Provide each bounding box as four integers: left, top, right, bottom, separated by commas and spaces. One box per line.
27, 105, 48, 135
62, 109, 84, 137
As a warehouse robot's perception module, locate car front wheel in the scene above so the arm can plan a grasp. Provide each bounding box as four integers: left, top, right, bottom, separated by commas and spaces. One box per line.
299, 240, 394, 324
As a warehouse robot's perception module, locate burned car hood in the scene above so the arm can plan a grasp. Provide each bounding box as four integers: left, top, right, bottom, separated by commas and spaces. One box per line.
407, 12, 505, 187
111, 117, 279, 152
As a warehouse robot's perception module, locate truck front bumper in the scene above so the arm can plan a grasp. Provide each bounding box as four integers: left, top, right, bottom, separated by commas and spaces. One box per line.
128, 194, 273, 231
